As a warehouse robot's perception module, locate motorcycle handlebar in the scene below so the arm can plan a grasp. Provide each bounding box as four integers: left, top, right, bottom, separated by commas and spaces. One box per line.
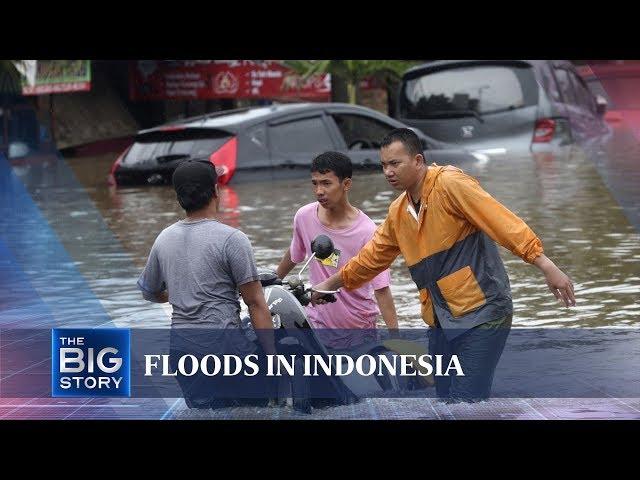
294, 291, 336, 306
282, 281, 337, 306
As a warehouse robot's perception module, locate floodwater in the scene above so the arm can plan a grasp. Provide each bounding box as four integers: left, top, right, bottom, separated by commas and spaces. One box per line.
55, 140, 640, 329
2, 131, 640, 420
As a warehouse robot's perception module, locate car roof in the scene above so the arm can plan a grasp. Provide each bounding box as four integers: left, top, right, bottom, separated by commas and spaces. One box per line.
139, 102, 400, 134
401, 60, 569, 80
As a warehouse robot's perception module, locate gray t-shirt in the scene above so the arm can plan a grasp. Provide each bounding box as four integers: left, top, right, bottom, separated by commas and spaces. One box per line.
137, 218, 259, 328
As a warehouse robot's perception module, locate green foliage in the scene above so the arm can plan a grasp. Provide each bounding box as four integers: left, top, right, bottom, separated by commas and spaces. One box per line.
283, 60, 419, 104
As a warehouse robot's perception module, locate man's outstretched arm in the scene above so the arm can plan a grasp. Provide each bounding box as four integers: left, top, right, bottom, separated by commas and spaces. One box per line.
533, 254, 575, 307
443, 171, 575, 307
312, 218, 400, 305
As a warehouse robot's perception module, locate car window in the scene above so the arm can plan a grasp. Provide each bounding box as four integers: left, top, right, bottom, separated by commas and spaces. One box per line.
191, 137, 233, 157
570, 72, 596, 113
331, 113, 395, 149
123, 129, 232, 165
269, 116, 335, 153
554, 68, 577, 105
400, 64, 538, 118
540, 65, 562, 102
170, 139, 195, 156
247, 124, 267, 150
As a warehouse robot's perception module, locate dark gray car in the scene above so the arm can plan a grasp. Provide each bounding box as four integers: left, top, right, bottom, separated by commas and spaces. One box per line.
111, 102, 480, 186
397, 60, 611, 155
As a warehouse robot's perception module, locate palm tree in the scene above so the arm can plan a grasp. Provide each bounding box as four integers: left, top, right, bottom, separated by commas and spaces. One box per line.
283, 60, 418, 104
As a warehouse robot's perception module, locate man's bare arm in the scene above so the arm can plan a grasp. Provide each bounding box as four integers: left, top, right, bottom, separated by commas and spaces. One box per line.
374, 286, 399, 331
155, 291, 169, 303
533, 254, 576, 307
239, 280, 276, 355
310, 271, 344, 305
141, 290, 169, 303
276, 248, 297, 280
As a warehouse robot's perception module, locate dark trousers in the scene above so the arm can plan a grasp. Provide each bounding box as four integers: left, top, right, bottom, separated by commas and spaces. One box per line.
169, 330, 274, 408
428, 315, 512, 402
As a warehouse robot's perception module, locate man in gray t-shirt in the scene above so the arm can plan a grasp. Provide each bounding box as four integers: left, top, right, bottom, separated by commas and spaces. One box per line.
138, 219, 259, 328
137, 160, 274, 356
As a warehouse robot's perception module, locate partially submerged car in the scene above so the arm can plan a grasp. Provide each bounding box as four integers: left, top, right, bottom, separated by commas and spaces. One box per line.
396, 60, 611, 155
109, 102, 480, 186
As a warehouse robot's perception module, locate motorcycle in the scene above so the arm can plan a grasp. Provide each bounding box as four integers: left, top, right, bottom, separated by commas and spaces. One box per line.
241, 235, 433, 414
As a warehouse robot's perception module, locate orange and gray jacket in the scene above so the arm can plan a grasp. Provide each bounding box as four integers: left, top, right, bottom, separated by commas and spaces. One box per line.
341, 164, 543, 339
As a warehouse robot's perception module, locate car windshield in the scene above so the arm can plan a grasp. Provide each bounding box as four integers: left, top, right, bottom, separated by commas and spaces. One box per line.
586, 76, 640, 109
123, 129, 232, 165
400, 64, 539, 119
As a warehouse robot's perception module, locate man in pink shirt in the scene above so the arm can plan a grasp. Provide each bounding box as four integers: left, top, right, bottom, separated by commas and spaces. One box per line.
276, 152, 398, 349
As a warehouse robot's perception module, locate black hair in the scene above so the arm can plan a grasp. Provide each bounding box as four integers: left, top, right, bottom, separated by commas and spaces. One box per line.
380, 128, 424, 159
173, 159, 217, 213
311, 151, 353, 181
176, 184, 215, 213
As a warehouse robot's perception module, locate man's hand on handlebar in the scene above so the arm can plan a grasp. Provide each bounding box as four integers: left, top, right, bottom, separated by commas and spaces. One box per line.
310, 272, 344, 306
310, 290, 337, 305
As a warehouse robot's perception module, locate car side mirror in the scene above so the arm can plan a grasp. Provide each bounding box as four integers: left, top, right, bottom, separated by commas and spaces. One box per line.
596, 95, 608, 117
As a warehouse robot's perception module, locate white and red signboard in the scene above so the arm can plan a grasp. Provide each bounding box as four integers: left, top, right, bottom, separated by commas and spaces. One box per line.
129, 60, 331, 101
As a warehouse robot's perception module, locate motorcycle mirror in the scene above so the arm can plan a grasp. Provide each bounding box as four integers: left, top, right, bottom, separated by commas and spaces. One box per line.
311, 234, 335, 260
285, 276, 303, 289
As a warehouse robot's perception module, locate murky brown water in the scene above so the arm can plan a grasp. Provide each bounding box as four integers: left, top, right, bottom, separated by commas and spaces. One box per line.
62, 143, 640, 329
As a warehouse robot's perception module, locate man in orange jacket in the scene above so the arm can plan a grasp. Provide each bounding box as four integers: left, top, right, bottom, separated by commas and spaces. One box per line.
311, 128, 575, 402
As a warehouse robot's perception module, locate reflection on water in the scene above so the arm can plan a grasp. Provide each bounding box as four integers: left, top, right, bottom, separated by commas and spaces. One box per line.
14, 140, 640, 328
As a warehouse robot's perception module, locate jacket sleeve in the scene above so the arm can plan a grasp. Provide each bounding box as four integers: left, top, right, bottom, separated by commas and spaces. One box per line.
443, 171, 544, 264
341, 215, 401, 290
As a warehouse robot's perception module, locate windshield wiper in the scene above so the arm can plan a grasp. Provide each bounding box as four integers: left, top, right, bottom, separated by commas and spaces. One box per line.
155, 154, 191, 163
423, 110, 485, 123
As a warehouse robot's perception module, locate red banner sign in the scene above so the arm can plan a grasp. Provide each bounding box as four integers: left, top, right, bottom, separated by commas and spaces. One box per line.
129, 61, 331, 101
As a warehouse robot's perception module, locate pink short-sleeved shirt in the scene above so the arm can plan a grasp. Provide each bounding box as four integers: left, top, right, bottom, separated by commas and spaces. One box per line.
289, 202, 391, 330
